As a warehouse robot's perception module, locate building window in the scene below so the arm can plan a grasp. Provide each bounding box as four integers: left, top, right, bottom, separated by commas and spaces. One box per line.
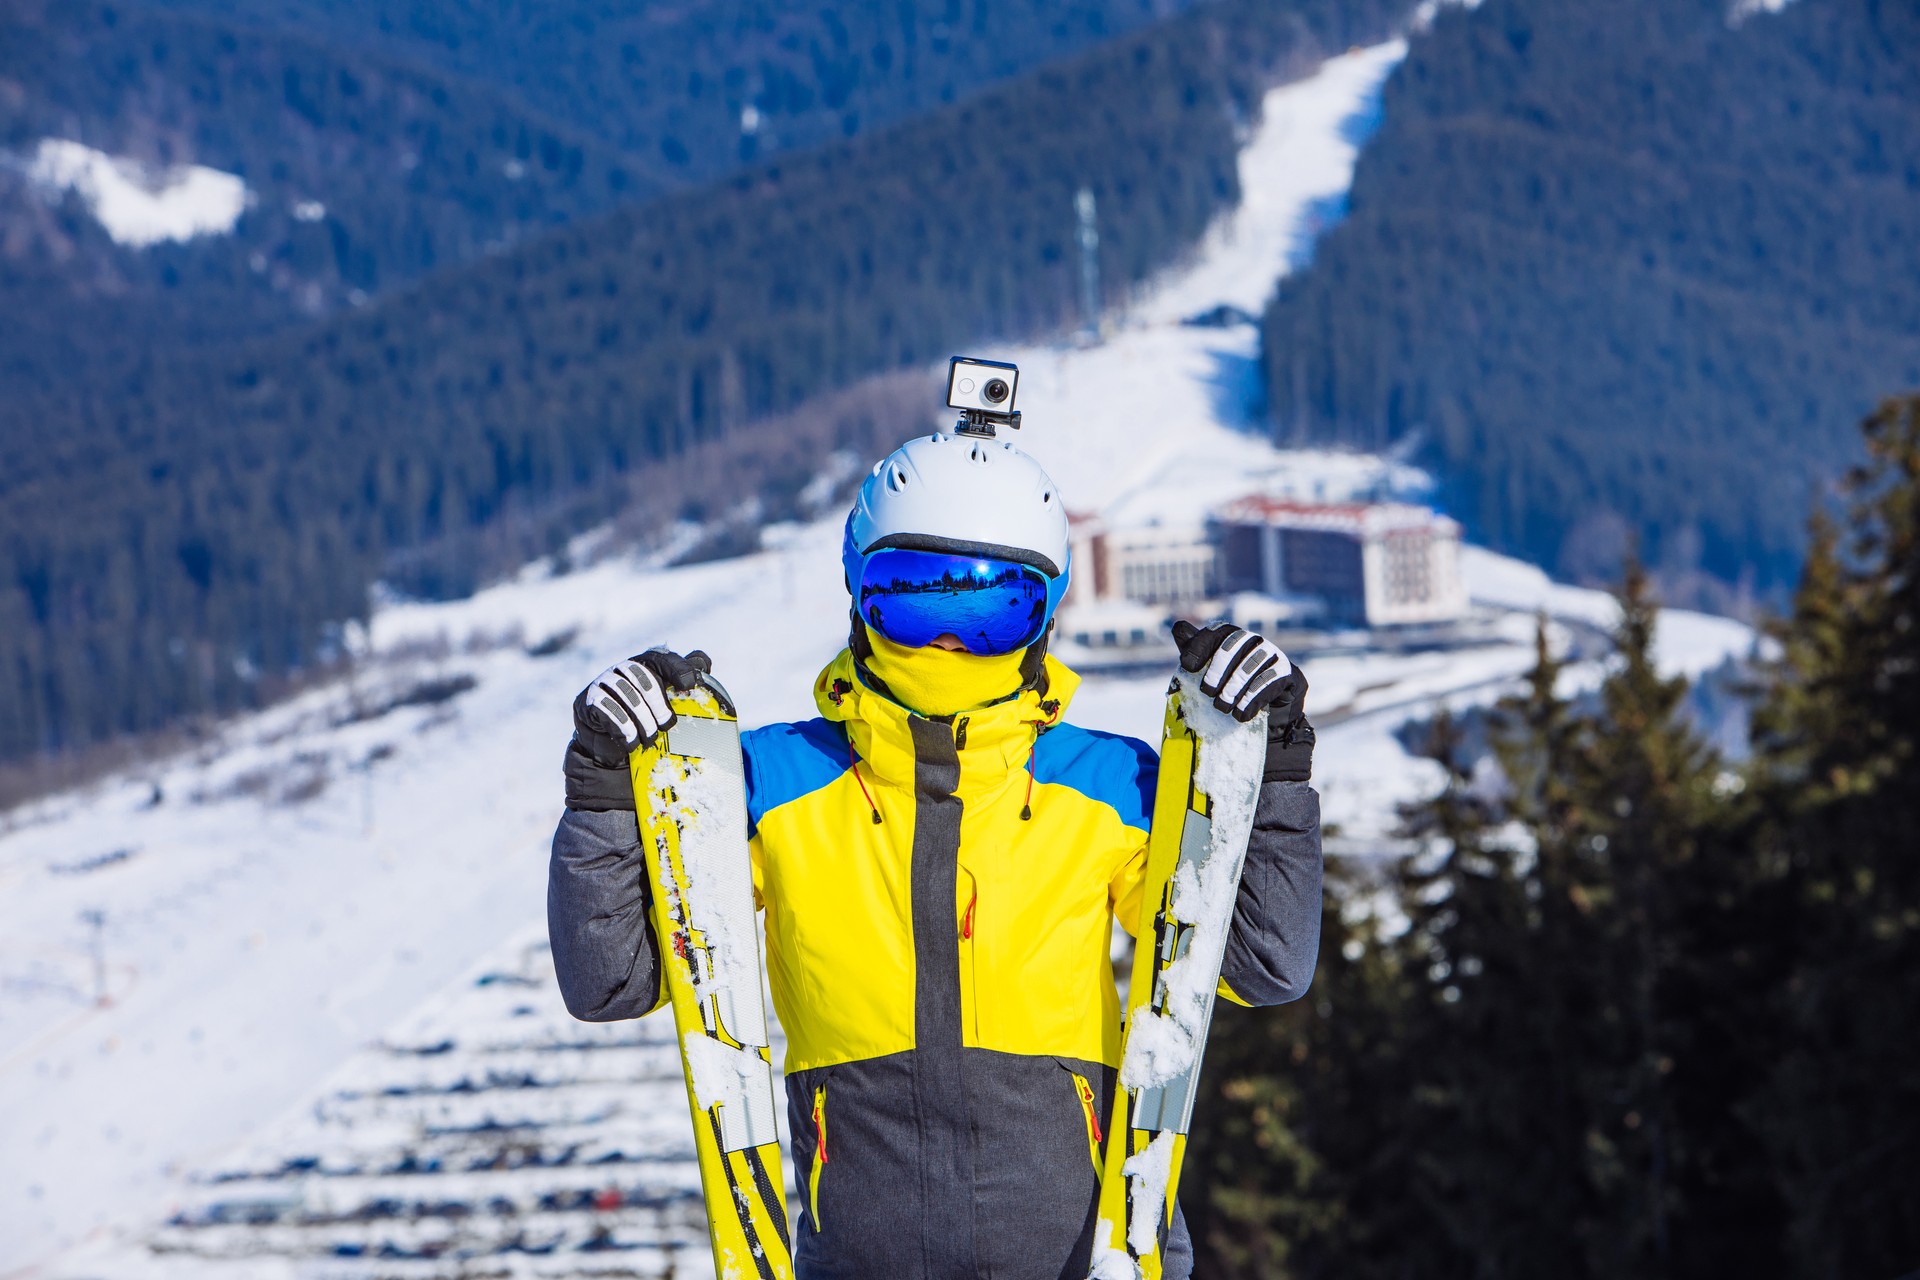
1119, 548, 1214, 606
1384, 531, 1433, 605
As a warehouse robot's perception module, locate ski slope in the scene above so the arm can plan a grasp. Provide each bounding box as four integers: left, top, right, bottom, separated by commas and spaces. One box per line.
2, 42, 1755, 1279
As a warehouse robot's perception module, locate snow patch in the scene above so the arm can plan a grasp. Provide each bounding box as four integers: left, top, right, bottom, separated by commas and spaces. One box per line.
646, 711, 755, 1004
683, 1031, 767, 1114
1184, 674, 1269, 822
26, 139, 247, 247
1122, 1128, 1178, 1257
1412, 0, 1484, 31
1136, 42, 1406, 325
1728, 0, 1796, 25
1460, 546, 1760, 678
1115, 1008, 1191, 1094
1088, 1221, 1137, 1280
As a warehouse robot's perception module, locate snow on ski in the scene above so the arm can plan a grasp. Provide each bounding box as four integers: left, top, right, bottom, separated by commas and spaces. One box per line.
1092, 671, 1269, 1279
631, 677, 794, 1280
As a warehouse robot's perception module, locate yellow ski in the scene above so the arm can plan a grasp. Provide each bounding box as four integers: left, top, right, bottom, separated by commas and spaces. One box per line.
1091, 675, 1267, 1279
630, 675, 794, 1280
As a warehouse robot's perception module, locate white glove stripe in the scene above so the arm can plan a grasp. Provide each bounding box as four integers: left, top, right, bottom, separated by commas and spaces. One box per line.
585, 660, 672, 747
1236, 665, 1283, 714
1203, 630, 1259, 692
610, 660, 672, 729
591, 687, 643, 747
609, 682, 657, 739
1220, 643, 1280, 704
615, 661, 674, 733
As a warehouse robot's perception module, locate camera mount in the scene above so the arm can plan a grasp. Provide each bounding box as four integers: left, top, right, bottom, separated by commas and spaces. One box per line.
954, 407, 1022, 438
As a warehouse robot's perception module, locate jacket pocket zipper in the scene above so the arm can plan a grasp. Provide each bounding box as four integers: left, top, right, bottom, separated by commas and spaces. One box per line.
810, 1084, 828, 1232
1072, 1071, 1104, 1176
960, 881, 979, 1040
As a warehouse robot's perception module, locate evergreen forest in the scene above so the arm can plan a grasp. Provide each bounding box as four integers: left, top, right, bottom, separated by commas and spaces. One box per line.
2, 0, 1202, 388
1262, 0, 1920, 599
131, 0, 1196, 164
0, 0, 1409, 761
1186, 395, 1920, 1278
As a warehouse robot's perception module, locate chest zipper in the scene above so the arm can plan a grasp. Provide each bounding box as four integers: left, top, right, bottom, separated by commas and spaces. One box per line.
809, 1084, 828, 1232
1072, 1072, 1105, 1176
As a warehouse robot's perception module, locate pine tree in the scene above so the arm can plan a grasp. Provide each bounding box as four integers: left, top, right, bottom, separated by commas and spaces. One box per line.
1189, 401, 1920, 1277
1380, 591, 1723, 1280
1185, 853, 1420, 1278
1197, 585, 1728, 1279
1740, 394, 1920, 1274
1555, 563, 1724, 1276
1392, 626, 1604, 1277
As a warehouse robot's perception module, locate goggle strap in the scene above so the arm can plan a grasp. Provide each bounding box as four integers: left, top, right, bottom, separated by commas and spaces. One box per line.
860, 533, 1061, 579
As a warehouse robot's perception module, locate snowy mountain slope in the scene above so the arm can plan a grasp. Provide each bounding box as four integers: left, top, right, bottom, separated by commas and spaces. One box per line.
3, 40, 1756, 1278
1010, 43, 1414, 515
48, 926, 732, 1280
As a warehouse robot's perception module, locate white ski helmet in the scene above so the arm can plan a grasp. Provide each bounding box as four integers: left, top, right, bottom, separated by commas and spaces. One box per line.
842, 432, 1073, 641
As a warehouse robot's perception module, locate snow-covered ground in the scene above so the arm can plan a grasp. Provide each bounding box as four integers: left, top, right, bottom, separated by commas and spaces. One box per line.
1, 42, 1758, 1279
44, 922, 741, 1280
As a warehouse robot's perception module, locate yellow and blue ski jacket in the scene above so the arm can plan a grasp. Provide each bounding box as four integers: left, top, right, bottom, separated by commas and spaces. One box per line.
549, 648, 1323, 1280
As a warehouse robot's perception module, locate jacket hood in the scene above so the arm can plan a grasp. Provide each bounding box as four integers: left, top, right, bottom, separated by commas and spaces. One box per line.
811, 648, 1081, 800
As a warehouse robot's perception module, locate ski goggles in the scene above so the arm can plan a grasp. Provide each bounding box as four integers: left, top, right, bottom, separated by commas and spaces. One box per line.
853, 547, 1058, 656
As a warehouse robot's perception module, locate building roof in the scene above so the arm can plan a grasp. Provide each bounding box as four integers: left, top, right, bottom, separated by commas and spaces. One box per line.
1214, 495, 1461, 538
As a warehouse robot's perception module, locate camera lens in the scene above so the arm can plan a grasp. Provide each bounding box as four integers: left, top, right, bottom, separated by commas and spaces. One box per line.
983, 378, 1010, 404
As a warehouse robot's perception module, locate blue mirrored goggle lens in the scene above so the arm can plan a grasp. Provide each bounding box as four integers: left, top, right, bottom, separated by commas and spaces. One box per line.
857, 548, 1052, 656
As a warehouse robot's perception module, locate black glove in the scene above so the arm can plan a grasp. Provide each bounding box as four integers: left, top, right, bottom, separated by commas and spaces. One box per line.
570, 648, 712, 769
1172, 621, 1290, 720
1262, 667, 1313, 783
1171, 621, 1314, 782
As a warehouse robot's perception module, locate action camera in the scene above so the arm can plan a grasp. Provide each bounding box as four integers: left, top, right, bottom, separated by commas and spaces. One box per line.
947, 356, 1022, 436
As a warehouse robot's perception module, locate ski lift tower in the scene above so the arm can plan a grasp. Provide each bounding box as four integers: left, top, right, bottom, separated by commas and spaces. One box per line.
1075, 187, 1102, 346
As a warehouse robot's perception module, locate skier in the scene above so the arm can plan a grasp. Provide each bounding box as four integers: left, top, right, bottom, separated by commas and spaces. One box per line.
548, 430, 1322, 1279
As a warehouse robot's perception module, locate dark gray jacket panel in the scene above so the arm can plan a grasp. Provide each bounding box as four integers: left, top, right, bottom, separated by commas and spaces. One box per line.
547, 807, 663, 1022
788, 1050, 1190, 1280
1217, 780, 1324, 1007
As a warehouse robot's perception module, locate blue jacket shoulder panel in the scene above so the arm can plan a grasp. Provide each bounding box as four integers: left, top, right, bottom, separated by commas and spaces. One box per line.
1032, 723, 1158, 832
741, 717, 850, 836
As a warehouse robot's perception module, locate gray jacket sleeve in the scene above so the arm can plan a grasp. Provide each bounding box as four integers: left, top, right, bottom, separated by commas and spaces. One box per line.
547, 807, 664, 1022
1217, 780, 1323, 1007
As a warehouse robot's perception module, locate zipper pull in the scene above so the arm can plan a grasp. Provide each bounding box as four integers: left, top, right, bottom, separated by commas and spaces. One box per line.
955, 716, 969, 749
1076, 1074, 1104, 1142
814, 1086, 828, 1163
960, 887, 976, 940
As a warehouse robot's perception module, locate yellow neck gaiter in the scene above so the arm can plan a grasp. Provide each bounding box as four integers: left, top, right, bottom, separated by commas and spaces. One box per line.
862, 628, 1028, 717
